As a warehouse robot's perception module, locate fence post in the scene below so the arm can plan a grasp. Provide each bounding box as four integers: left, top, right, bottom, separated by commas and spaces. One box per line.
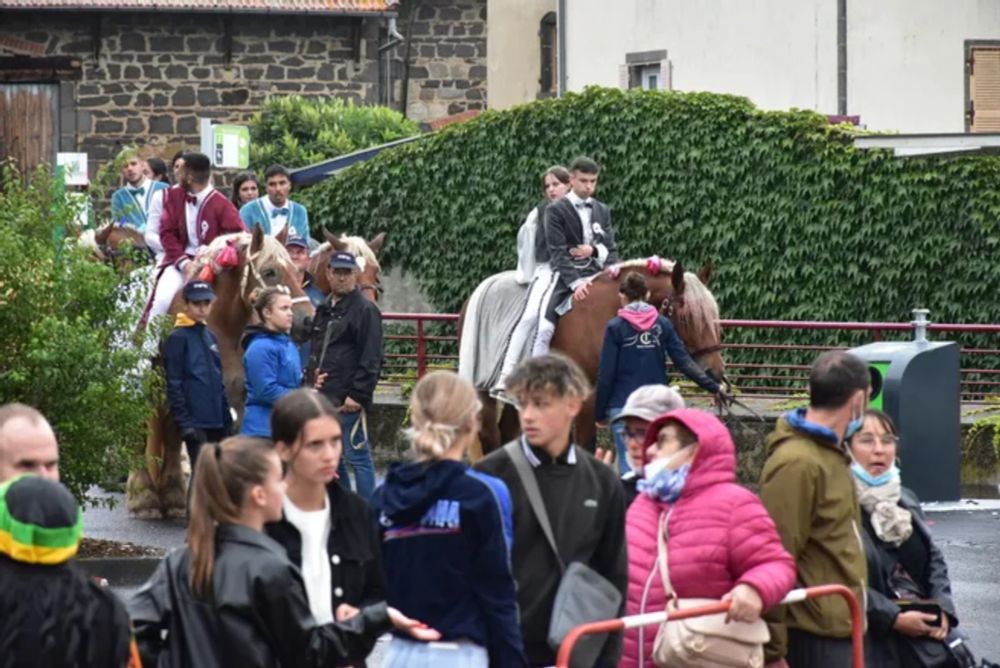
416, 318, 427, 378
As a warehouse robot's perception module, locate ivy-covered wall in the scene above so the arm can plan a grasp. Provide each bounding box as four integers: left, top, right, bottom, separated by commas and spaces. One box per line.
301, 88, 1000, 352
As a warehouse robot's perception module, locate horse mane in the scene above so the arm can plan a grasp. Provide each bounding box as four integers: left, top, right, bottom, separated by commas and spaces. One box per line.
315, 236, 381, 272
76, 229, 98, 252
194, 232, 293, 270
617, 257, 721, 343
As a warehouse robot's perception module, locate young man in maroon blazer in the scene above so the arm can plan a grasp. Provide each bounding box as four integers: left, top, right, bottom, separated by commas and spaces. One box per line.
146, 152, 246, 322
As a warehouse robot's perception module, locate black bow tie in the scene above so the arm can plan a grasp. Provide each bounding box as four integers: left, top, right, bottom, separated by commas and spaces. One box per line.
575, 201, 593, 209
129, 187, 145, 196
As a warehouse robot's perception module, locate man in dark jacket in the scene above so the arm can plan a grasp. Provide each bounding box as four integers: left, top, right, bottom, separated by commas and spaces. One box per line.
533, 156, 618, 357
162, 280, 232, 471
476, 354, 628, 667
308, 251, 383, 501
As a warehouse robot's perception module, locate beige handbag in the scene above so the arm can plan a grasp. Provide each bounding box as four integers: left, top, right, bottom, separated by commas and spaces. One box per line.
651, 512, 770, 668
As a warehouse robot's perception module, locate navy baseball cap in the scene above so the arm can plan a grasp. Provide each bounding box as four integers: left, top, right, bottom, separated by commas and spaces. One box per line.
285, 234, 309, 250
328, 251, 358, 270
182, 280, 215, 301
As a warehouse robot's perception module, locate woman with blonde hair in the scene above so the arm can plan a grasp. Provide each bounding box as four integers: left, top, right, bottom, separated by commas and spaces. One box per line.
371, 371, 527, 667
129, 436, 438, 668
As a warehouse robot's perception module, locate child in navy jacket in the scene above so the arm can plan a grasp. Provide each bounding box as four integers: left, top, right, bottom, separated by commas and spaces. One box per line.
595, 272, 721, 473
162, 280, 232, 471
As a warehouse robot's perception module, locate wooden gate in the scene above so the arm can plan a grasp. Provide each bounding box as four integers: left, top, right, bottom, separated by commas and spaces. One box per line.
0, 83, 59, 173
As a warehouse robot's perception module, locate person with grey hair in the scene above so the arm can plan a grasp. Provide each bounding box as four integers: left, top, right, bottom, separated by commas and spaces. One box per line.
0, 403, 59, 483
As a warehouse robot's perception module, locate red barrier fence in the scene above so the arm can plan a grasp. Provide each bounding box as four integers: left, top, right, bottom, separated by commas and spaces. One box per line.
379, 313, 1000, 402
554, 584, 864, 668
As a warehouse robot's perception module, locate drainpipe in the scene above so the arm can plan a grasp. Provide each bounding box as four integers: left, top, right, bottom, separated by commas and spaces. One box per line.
558, 0, 567, 95
379, 16, 405, 107
837, 0, 847, 115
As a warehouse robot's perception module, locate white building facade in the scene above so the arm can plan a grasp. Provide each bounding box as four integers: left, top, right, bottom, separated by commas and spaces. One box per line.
562, 0, 1000, 133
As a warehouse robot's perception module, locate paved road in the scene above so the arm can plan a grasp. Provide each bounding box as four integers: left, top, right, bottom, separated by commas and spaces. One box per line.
85, 490, 1000, 665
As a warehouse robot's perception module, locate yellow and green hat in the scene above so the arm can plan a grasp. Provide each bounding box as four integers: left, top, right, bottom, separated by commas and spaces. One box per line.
0, 475, 82, 565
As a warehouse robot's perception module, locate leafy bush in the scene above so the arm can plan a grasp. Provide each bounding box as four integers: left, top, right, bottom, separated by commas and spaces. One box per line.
299, 87, 1000, 386
249, 96, 421, 171
0, 163, 155, 502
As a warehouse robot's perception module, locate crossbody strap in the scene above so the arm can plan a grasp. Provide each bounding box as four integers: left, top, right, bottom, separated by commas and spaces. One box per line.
656, 509, 675, 599
504, 439, 565, 573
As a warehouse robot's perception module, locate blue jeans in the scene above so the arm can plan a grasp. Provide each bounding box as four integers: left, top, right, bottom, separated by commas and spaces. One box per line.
608, 407, 631, 475
337, 408, 375, 502
384, 637, 488, 668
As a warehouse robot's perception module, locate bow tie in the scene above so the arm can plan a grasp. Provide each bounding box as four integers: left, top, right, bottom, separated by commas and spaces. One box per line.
575, 201, 593, 209
129, 187, 145, 197
186, 195, 198, 206
271, 207, 290, 218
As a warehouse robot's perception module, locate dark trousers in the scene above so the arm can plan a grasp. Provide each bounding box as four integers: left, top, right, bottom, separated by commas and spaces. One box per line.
788, 628, 854, 668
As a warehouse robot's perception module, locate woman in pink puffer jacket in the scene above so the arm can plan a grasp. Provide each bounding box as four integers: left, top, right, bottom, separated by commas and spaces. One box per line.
621, 408, 796, 668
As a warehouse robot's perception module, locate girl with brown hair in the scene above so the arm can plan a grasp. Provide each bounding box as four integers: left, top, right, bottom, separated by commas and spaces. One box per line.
129, 435, 438, 668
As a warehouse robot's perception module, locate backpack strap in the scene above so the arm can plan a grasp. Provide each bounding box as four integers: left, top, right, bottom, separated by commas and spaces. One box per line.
503, 439, 565, 572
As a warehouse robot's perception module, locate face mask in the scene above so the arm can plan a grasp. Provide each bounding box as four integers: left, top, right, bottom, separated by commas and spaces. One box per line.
851, 461, 899, 487
844, 399, 864, 440
639, 448, 692, 503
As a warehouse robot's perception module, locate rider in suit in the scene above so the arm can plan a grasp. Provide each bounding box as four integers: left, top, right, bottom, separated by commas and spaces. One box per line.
535, 156, 618, 357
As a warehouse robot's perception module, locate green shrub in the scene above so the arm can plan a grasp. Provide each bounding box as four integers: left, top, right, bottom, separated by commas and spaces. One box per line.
249, 96, 421, 171
299, 87, 1000, 388
0, 163, 155, 502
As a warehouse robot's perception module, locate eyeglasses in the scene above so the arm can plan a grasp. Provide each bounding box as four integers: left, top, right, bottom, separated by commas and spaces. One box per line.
624, 428, 647, 442
852, 434, 899, 448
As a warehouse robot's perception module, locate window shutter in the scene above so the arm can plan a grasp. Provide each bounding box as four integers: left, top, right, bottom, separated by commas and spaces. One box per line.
659, 58, 671, 90
970, 47, 1000, 133
618, 64, 630, 90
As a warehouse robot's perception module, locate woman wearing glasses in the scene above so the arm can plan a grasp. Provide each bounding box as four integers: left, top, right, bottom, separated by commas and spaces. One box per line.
848, 409, 978, 668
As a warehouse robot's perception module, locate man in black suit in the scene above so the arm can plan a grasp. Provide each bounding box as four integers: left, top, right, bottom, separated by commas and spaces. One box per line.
533, 156, 618, 356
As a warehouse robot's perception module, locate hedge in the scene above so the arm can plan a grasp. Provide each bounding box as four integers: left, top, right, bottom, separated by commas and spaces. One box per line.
299, 87, 1000, 383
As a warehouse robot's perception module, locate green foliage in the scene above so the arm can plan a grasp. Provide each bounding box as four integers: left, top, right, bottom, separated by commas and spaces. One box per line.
300, 87, 1000, 388
249, 96, 421, 171
0, 163, 155, 502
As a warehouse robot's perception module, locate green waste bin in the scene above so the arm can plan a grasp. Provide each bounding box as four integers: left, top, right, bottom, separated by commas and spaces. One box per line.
849, 336, 961, 502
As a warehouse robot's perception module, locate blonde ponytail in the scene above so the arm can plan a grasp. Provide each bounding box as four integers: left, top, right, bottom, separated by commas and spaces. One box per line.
406, 371, 480, 462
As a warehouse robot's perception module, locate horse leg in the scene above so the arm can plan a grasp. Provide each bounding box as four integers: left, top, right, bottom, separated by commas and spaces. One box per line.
127, 406, 166, 518
473, 391, 500, 462
574, 395, 598, 453
498, 404, 521, 445
158, 417, 188, 519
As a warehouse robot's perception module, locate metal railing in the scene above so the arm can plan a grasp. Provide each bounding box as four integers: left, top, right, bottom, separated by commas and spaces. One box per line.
378, 312, 1000, 402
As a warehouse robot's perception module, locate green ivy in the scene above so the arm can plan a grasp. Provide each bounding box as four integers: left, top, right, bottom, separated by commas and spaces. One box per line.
249, 96, 420, 171
300, 87, 1000, 386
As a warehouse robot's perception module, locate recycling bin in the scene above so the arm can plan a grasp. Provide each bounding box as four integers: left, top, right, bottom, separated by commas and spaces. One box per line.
848, 340, 961, 502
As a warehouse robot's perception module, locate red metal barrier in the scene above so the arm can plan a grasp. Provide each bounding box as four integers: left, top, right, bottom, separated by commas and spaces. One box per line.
554, 584, 864, 668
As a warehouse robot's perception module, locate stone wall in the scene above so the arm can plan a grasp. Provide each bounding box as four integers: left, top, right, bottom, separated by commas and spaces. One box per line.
0, 5, 487, 174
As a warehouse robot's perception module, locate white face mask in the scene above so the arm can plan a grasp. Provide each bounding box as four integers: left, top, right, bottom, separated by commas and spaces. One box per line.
643, 446, 690, 479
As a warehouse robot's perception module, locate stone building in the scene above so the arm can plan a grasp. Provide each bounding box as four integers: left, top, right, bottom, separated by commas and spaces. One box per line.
0, 0, 486, 175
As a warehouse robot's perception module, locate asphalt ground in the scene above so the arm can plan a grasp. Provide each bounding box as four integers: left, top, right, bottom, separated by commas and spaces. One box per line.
83, 490, 1000, 665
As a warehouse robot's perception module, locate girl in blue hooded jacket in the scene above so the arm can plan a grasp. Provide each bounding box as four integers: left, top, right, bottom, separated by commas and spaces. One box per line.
241, 286, 302, 437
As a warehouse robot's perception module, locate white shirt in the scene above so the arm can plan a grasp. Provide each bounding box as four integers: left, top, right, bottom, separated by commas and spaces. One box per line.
261, 196, 289, 237
144, 187, 167, 261
184, 184, 215, 256
127, 177, 156, 216
566, 191, 594, 245
283, 495, 334, 624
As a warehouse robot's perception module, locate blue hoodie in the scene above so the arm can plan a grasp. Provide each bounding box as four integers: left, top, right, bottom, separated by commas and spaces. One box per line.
240, 326, 302, 437
371, 459, 527, 667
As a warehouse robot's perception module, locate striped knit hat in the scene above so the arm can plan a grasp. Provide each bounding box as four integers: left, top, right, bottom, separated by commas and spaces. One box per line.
0, 475, 82, 565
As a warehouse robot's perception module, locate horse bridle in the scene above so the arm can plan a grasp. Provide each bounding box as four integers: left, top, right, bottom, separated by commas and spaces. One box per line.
359, 280, 384, 302
659, 294, 724, 362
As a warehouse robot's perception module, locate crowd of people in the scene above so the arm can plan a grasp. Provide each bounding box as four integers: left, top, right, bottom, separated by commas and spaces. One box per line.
0, 153, 993, 668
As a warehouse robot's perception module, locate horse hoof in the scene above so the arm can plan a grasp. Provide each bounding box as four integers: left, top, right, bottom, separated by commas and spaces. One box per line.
163, 506, 188, 520
130, 507, 163, 520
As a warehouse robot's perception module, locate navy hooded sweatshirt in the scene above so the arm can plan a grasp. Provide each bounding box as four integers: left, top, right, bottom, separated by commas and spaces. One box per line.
370, 459, 527, 667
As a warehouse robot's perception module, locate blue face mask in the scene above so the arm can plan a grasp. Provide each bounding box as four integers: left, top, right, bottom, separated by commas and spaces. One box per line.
851, 461, 899, 487
638, 448, 692, 503
844, 415, 864, 440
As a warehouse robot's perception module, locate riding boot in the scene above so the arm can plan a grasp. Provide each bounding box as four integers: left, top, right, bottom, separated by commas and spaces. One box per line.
531, 318, 556, 357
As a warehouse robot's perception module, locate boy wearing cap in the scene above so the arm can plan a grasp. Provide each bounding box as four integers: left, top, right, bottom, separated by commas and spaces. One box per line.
307, 250, 383, 501
163, 280, 233, 471
239, 164, 311, 243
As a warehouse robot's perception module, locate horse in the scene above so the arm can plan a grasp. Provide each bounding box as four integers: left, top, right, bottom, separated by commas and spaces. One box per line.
127, 226, 315, 518
308, 229, 386, 302
460, 259, 726, 459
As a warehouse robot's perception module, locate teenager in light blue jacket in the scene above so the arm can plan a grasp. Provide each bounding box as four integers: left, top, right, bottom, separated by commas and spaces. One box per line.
238, 164, 310, 242
241, 286, 302, 437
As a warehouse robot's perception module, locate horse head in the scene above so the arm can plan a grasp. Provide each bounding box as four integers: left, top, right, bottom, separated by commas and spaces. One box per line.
310, 228, 386, 303
92, 222, 152, 269
244, 225, 315, 340
646, 260, 726, 385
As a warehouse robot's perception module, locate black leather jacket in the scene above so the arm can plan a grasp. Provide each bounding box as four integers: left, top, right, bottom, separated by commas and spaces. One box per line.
129, 524, 390, 668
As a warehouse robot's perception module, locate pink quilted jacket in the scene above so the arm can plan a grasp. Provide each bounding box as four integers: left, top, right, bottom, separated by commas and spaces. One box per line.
621, 409, 796, 668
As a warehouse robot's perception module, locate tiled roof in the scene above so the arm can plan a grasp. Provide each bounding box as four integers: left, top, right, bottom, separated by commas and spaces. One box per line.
0, 0, 398, 13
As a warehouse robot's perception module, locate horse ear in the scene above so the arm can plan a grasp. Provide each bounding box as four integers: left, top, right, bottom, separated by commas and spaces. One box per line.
671, 260, 686, 296
250, 224, 265, 255
94, 222, 113, 245
274, 225, 289, 246
323, 228, 348, 251
697, 262, 712, 285
368, 232, 386, 254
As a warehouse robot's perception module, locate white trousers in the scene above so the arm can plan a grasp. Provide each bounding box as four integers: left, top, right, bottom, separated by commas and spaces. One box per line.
147, 264, 185, 322
496, 264, 558, 388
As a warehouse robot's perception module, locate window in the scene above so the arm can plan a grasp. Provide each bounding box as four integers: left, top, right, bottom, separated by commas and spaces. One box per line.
966, 41, 1000, 133
539, 12, 558, 98
619, 50, 669, 91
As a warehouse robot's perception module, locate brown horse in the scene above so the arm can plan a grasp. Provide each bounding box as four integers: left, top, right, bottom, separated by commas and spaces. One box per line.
127, 226, 314, 517
463, 259, 726, 458
308, 229, 386, 302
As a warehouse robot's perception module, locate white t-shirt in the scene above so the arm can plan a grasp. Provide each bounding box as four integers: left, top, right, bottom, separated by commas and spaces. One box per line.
283, 495, 334, 624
